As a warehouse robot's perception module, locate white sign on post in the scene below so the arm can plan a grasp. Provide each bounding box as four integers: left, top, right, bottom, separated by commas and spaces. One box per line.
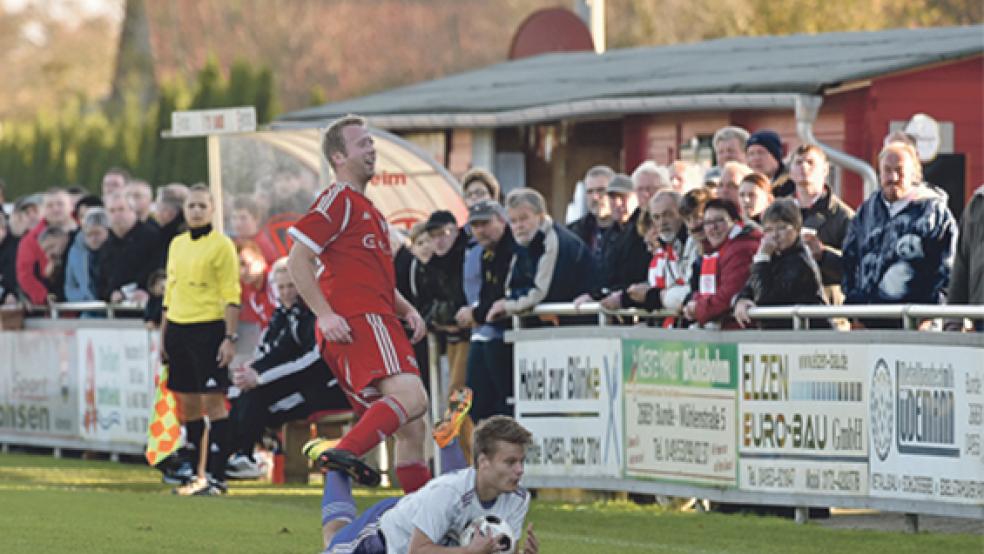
514, 338, 623, 478
739, 344, 869, 497
171, 107, 257, 137
869, 345, 984, 505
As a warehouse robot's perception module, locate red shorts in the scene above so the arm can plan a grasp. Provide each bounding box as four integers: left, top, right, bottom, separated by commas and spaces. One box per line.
318, 313, 419, 415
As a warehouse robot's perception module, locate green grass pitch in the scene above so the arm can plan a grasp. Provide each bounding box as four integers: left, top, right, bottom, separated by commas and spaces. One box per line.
0, 453, 979, 553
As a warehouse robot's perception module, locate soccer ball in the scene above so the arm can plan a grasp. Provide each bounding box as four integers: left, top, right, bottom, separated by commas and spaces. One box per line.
460, 514, 516, 553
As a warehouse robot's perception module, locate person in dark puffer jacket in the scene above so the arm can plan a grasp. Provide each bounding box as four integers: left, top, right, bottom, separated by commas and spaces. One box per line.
734, 198, 829, 330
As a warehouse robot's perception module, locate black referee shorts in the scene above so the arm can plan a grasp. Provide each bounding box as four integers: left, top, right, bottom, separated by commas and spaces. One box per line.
164, 320, 229, 394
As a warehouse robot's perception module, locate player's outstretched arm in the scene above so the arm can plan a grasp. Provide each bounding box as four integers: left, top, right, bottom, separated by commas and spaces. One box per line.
287, 242, 351, 343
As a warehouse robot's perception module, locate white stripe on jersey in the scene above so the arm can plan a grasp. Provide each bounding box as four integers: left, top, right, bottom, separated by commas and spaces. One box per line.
325, 197, 352, 245
366, 314, 400, 375
316, 183, 345, 216
287, 227, 324, 255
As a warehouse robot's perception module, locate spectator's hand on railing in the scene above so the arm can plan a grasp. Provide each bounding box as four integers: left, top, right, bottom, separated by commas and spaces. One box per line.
130, 289, 149, 305
110, 290, 124, 303
573, 293, 593, 311
626, 283, 651, 304
232, 365, 260, 391
454, 306, 475, 328
682, 300, 697, 321
486, 299, 507, 321
734, 299, 756, 328
599, 292, 622, 311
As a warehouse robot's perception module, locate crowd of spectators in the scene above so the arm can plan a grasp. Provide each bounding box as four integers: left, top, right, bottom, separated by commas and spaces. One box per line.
396, 125, 978, 428
0, 122, 980, 484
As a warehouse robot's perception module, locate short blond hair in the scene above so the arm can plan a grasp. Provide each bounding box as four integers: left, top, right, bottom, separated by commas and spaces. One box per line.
472, 415, 533, 466
322, 114, 367, 169
270, 257, 290, 277
878, 141, 923, 183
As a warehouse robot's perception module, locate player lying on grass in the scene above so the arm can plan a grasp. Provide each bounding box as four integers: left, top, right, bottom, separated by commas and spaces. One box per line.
305, 391, 539, 553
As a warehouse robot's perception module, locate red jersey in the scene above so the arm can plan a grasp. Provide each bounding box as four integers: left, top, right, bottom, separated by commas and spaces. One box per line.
288, 183, 396, 318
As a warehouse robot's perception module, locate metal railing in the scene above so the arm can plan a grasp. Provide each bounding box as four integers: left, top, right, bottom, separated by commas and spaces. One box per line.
512, 302, 984, 330
22, 301, 146, 319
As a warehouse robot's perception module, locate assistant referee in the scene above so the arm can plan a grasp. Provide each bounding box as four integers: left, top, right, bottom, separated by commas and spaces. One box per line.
161, 183, 241, 496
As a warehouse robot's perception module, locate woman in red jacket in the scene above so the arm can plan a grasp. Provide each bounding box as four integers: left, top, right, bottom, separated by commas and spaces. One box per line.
682, 198, 761, 329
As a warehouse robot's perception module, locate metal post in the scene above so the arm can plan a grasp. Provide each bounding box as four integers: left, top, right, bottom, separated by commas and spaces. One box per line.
794, 507, 809, 524
427, 332, 442, 477
207, 134, 225, 234
904, 513, 919, 533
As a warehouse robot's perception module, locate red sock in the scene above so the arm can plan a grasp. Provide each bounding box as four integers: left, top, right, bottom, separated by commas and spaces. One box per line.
336, 395, 408, 457
396, 461, 432, 493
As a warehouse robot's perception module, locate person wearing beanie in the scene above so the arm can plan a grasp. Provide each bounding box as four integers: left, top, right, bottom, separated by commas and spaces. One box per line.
746, 130, 795, 197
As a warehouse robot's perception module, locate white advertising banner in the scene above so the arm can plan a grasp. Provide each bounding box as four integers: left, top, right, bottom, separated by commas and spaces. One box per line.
77, 329, 155, 445
739, 344, 869, 496
623, 339, 738, 486
514, 338, 623, 478
868, 345, 984, 505
0, 331, 79, 440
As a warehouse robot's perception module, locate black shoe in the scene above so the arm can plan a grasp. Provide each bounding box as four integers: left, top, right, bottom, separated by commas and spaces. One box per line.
160, 459, 195, 485
314, 448, 381, 487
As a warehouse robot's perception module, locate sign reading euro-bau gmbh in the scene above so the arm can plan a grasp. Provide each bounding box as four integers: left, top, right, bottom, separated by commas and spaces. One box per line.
739, 344, 869, 497
171, 107, 257, 138
514, 338, 623, 478
869, 344, 984, 505
623, 340, 738, 486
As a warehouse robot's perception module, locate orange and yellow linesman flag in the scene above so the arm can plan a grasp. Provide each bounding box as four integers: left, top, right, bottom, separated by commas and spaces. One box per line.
145, 364, 182, 466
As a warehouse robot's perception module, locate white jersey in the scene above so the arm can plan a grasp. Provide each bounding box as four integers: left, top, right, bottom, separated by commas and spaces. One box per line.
378, 467, 530, 553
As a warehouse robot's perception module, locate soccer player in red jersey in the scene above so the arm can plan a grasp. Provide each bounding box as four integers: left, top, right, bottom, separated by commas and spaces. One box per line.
287, 115, 431, 491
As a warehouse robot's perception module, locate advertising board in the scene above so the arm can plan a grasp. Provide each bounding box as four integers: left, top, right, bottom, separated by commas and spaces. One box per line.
623, 339, 738, 486
77, 329, 155, 446
739, 344, 869, 496
514, 338, 623, 478
869, 345, 984, 505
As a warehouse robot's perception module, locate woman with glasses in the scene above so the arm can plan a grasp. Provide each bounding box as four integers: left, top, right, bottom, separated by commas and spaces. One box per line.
733, 198, 829, 329
681, 198, 762, 329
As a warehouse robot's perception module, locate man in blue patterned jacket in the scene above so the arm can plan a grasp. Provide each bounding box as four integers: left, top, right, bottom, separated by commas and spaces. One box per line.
841, 140, 958, 328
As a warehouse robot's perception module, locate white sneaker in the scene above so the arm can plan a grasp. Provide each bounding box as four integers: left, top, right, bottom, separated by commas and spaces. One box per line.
173, 476, 227, 496
226, 453, 265, 480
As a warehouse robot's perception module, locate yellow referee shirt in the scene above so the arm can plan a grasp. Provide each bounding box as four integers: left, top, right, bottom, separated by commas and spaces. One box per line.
163, 229, 241, 324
